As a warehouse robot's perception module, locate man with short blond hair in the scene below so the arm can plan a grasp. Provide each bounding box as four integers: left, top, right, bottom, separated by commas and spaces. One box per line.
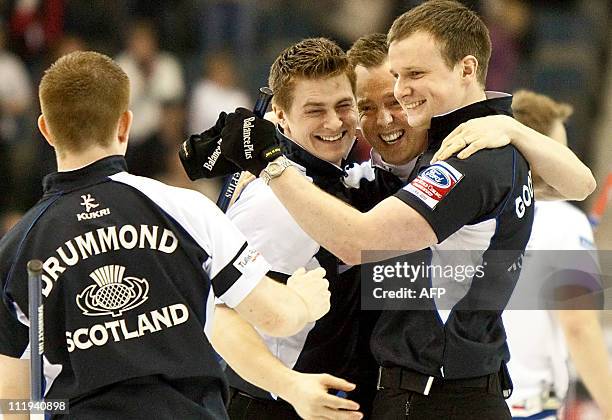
0, 51, 334, 419
38, 51, 131, 153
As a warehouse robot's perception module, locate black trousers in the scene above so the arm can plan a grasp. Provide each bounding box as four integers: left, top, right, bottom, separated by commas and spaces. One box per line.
227, 388, 300, 420
371, 383, 511, 420
227, 385, 378, 419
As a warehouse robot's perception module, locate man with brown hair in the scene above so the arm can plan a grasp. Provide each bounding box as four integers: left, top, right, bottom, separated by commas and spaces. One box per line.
350, 32, 607, 412
214, 33, 597, 419
211, 1, 589, 418
348, 33, 594, 201
347, 33, 429, 175
0, 51, 336, 419
217, 37, 365, 420
345, 34, 601, 419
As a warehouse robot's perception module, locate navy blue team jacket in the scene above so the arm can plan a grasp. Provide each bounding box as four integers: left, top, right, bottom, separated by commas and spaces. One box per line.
0, 156, 271, 419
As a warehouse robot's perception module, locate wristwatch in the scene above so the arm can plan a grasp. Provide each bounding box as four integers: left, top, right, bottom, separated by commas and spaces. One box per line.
261, 156, 292, 185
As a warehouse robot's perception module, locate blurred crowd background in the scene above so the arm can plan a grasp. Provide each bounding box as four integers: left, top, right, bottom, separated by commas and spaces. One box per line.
0, 0, 610, 225
0, 0, 610, 418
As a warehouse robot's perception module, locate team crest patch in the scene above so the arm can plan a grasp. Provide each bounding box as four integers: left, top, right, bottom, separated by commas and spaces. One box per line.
76, 265, 149, 317
404, 161, 463, 209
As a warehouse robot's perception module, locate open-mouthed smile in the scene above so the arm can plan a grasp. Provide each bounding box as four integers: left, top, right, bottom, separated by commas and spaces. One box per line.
315, 131, 346, 142
379, 129, 405, 145
403, 99, 426, 110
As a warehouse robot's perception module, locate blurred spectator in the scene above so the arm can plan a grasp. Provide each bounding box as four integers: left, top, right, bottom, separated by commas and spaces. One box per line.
0, 21, 32, 213
200, 0, 258, 59
63, 0, 128, 56
156, 102, 221, 201
128, 0, 202, 57
49, 33, 86, 59
7, 0, 63, 68
30, 33, 87, 84
0, 22, 32, 145
116, 20, 185, 146
482, 0, 532, 91
313, 0, 393, 47
127, 101, 179, 180
188, 51, 250, 134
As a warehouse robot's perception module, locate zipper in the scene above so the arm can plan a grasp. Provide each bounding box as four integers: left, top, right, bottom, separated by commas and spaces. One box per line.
405, 398, 411, 418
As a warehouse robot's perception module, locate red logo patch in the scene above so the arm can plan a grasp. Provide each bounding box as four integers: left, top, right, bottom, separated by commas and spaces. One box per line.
404, 162, 463, 209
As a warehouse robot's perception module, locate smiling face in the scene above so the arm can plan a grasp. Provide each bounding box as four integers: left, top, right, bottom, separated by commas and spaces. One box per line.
276, 74, 357, 165
355, 60, 427, 165
389, 31, 468, 129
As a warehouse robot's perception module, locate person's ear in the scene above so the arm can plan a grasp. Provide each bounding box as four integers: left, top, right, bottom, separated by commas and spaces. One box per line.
273, 105, 289, 133
460, 55, 479, 83
37, 115, 55, 147
117, 110, 133, 145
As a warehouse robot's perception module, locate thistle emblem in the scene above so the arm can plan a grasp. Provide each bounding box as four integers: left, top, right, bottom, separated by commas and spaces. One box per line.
76, 265, 149, 317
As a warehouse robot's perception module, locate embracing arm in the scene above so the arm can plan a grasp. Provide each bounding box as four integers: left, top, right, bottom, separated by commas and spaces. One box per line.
212, 107, 436, 265
268, 166, 437, 265
430, 115, 596, 201
499, 121, 595, 200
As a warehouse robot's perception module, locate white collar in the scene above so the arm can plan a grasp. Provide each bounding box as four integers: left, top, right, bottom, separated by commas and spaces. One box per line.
370, 149, 419, 181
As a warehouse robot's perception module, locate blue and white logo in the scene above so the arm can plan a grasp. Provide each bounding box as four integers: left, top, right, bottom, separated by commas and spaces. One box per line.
421, 167, 451, 188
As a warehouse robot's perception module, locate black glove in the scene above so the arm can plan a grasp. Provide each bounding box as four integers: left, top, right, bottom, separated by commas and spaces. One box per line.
179, 112, 240, 180
220, 108, 282, 176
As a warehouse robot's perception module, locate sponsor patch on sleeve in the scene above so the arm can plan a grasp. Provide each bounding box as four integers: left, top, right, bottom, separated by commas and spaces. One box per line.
403, 161, 464, 209
233, 247, 262, 272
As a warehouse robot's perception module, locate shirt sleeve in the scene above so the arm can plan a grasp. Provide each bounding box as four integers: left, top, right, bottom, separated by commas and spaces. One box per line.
0, 296, 29, 358
394, 147, 517, 242
186, 193, 272, 308
109, 173, 271, 308
0, 224, 31, 358
227, 179, 321, 276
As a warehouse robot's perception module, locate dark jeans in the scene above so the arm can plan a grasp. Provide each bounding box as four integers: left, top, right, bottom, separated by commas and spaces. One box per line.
371, 384, 511, 420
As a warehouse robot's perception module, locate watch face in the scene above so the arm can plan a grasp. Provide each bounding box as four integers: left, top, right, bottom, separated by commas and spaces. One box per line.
271, 163, 285, 175
265, 158, 290, 180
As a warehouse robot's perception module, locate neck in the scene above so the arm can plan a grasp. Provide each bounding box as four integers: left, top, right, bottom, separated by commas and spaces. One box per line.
56, 146, 122, 172
461, 86, 487, 110
282, 133, 344, 167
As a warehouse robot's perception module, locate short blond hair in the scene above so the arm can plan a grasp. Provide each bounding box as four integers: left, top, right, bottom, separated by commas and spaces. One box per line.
268, 38, 356, 111
39, 51, 130, 153
512, 89, 573, 136
388, 0, 491, 86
